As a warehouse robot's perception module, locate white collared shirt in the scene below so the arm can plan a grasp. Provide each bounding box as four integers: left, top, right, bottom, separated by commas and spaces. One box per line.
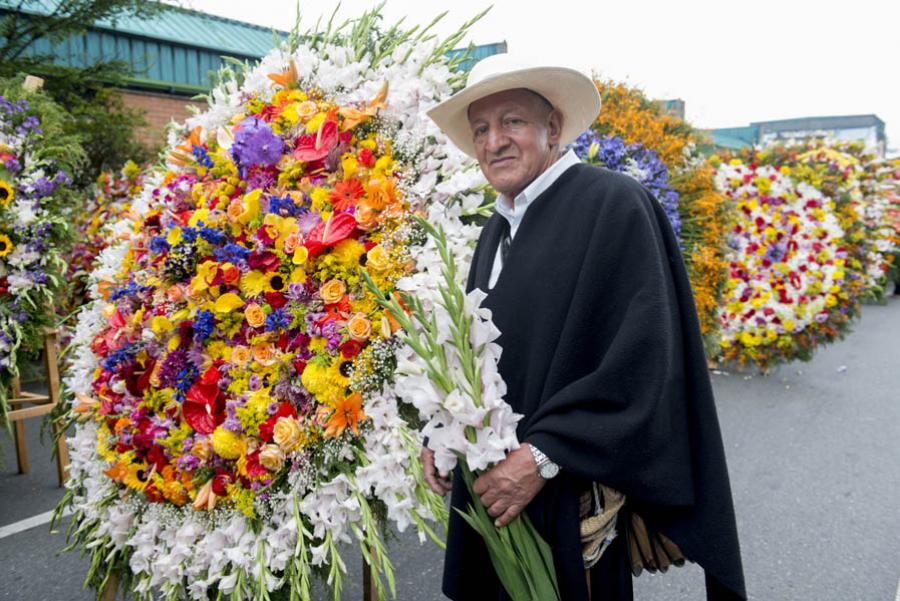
488, 149, 580, 288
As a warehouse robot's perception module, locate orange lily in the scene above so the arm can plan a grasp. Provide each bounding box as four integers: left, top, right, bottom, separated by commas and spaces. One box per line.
338, 83, 388, 131
324, 392, 368, 438
268, 60, 298, 89
169, 126, 203, 165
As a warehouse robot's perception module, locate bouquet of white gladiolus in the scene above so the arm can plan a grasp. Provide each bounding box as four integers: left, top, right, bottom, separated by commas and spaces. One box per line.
363, 217, 560, 601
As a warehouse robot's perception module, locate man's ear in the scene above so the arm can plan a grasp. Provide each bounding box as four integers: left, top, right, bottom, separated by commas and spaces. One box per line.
547, 109, 563, 147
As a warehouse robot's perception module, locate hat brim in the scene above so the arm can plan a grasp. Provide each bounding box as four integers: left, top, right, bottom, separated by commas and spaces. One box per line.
427, 66, 601, 158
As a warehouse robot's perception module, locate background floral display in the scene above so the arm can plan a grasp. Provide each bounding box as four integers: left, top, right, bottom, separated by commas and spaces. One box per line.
63, 160, 144, 320
55, 10, 508, 601
581, 80, 732, 356
0, 76, 84, 424
713, 159, 854, 368
749, 140, 893, 302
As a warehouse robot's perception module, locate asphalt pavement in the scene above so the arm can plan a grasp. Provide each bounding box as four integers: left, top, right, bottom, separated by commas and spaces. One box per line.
2, 298, 899, 601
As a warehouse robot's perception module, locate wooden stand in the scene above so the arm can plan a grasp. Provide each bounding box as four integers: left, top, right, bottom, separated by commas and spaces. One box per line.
6, 330, 69, 486
362, 555, 378, 601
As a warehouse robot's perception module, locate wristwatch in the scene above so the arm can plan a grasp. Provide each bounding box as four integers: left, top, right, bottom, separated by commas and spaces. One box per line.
528, 444, 560, 480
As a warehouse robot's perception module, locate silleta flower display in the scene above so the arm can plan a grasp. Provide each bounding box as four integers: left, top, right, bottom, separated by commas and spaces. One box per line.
0, 84, 82, 422
56, 10, 526, 601
715, 159, 853, 368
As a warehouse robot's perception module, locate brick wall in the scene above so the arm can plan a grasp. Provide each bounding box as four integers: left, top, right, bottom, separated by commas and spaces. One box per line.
120, 89, 205, 150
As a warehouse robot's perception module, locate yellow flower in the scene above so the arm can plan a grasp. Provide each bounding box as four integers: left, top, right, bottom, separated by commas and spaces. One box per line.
252, 341, 277, 366
211, 427, 244, 460
366, 245, 390, 271
0, 233, 14, 258
214, 292, 245, 314
320, 279, 346, 304
166, 226, 183, 246
0, 180, 13, 206
231, 345, 251, 366
272, 416, 303, 451
240, 270, 268, 297
151, 315, 174, 334
347, 312, 372, 342
331, 238, 365, 267
244, 303, 266, 328
259, 444, 285, 471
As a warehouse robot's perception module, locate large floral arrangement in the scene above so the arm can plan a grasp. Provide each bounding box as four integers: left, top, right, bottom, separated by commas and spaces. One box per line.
584, 80, 731, 355
572, 132, 681, 241
0, 78, 84, 422
64, 160, 144, 318
714, 159, 853, 368
748, 140, 892, 301
57, 10, 499, 600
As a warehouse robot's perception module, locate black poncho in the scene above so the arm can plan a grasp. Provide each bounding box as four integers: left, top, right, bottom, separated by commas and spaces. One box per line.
442, 164, 746, 600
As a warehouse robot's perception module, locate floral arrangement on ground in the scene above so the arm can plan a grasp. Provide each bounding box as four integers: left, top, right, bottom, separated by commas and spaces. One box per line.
713, 158, 854, 368
0, 77, 84, 424
55, 10, 514, 601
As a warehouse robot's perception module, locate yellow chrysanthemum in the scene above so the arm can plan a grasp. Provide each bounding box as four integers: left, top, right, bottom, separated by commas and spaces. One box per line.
211, 426, 244, 460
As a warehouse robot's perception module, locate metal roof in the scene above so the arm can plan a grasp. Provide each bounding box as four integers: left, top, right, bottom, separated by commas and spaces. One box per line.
1, 2, 505, 95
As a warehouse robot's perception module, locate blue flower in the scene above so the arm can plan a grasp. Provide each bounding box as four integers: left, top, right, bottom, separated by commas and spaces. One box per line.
193, 310, 216, 341
198, 226, 226, 245
231, 118, 284, 170
149, 236, 169, 254
265, 308, 290, 332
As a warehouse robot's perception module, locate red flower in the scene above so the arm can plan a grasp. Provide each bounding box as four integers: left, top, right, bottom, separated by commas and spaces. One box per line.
244, 450, 270, 478
265, 291, 288, 310
358, 147, 376, 168
304, 212, 357, 257
329, 179, 364, 211
183, 381, 224, 435
340, 339, 363, 359
212, 469, 234, 496
248, 250, 281, 271
294, 120, 339, 163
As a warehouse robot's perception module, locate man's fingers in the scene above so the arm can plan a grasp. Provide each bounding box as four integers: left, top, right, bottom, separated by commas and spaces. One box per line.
494, 504, 522, 528
486, 500, 507, 518
473, 474, 489, 495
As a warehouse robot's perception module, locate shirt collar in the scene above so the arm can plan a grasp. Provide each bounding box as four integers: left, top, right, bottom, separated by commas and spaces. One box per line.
495, 149, 580, 227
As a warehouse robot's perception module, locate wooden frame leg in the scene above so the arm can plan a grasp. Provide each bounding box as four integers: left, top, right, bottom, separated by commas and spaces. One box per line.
14, 419, 29, 474
53, 421, 69, 487
362, 552, 378, 601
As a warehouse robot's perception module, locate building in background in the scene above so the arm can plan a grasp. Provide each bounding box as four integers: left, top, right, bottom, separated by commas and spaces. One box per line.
710, 115, 887, 156
2, 2, 506, 148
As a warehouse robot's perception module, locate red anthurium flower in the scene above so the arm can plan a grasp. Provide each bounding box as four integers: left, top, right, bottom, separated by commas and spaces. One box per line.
147, 446, 168, 472
183, 381, 223, 435
200, 365, 221, 386
304, 212, 357, 257
294, 119, 339, 163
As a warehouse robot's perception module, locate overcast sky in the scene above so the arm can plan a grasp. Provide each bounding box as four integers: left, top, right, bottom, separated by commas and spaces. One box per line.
181, 0, 900, 152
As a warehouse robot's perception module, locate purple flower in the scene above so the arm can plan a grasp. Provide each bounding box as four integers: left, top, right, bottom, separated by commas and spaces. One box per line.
231, 119, 284, 170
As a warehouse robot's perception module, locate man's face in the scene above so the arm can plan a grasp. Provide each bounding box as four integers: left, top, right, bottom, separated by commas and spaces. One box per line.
467, 88, 562, 199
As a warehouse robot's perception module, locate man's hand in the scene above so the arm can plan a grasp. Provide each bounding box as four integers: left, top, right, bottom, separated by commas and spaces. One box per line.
421, 447, 453, 495
473, 444, 545, 527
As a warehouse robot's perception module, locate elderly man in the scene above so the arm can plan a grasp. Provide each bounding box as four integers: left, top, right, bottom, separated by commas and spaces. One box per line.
424, 55, 746, 601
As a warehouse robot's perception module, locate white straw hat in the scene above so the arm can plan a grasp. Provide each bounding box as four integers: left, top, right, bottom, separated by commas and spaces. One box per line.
427, 53, 601, 158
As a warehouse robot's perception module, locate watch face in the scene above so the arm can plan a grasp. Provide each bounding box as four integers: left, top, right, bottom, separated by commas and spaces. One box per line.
540, 462, 560, 479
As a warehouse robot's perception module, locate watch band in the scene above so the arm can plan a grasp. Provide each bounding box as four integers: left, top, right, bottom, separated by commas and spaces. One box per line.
528, 444, 559, 479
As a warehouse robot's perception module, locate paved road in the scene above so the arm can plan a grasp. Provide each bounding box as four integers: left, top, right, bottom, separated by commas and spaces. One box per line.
3, 299, 899, 600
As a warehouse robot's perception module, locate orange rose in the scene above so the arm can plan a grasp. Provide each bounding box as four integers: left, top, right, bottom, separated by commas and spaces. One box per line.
283, 231, 301, 254
354, 201, 379, 231
231, 345, 251, 366
166, 284, 185, 303
366, 245, 390, 271
347, 312, 372, 342
252, 342, 277, 365
227, 198, 244, 222
221, 262, 240, 284
295, 101, 318, 121
244, 303, 266, 328
320, 279, 346, 304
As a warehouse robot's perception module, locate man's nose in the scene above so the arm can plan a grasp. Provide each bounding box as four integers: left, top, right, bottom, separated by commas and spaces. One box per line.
485, 127, 509, 154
